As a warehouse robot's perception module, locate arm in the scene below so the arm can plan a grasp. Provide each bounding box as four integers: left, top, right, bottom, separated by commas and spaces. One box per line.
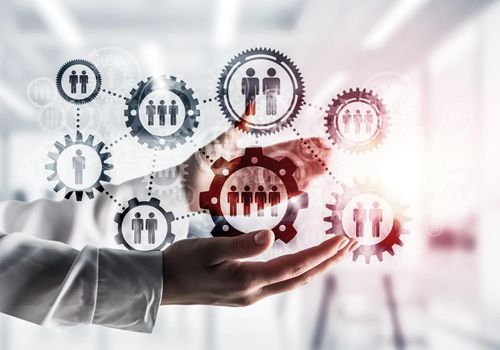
0, 198, 163, 333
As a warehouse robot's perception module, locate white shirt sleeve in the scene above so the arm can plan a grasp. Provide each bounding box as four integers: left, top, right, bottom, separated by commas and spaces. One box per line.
0, 193, 164, 333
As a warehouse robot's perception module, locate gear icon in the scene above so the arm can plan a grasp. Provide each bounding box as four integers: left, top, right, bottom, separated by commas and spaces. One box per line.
114, 197, 175, 251
45, 131, 112, 201
200, 147, 308, 243
323, 179, 410, 263
124, 75, 200, 149
217, 48, 305, 135
56, 59, 102, 105
324, 88, 390, 153
141, 164, 188, 196
259, 148, 307, 184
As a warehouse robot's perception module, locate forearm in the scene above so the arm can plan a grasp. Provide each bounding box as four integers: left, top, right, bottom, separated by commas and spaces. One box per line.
0, 232, 163, 332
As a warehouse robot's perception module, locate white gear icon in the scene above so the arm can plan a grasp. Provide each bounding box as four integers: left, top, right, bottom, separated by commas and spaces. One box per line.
141, 163, 189, 196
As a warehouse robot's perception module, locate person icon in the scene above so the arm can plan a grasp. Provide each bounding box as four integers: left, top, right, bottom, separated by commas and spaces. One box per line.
72, 149, 86, 185
79, 70, 89, 94
146, 100, 156, 126
241, 185, 253, 217
255, 185, 267, 217
227, 185, 240, 217
353, 109, 362, 134
145, 212, 158, 244
364, 109, 374, 134
131, 212, 144, 244
69, 70, 78, 94
369, 201, 383, 238
269, 185, 281, 217
241, 68, 259, 116
342, 109, 352, 134
157, 100, 167, 126
353, 201, 366, 237
262, 67, 280, 116
169, 100, 179, 126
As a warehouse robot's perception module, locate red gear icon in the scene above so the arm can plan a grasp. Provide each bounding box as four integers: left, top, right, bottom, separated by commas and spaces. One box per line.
200, 147, 308, 243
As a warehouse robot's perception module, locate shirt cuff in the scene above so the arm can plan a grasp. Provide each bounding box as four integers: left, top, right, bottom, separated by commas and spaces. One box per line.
92, 248, 163, 333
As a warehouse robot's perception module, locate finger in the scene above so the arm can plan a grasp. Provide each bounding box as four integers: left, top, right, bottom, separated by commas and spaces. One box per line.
244, 236, 352, 286
259, 240, 359, 298
205, 229, 275, 265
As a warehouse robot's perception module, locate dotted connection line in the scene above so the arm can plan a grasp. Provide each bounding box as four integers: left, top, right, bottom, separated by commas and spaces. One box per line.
198, 146, 216, 164
104, 134, 128, 151
201, 96, 218, 104
306, 102, 325, 111
102, 88, 129, 101
174, 210, 208, 221
292, 127, 339, 184
76, 107, 80, 130
147, 147, 159, 197
103, 189, 126, 211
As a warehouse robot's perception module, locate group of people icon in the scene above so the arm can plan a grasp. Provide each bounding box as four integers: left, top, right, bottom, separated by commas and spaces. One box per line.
146, 100, 179, 126
69, 70, 89, 94
227, 185, 281, 217
131, 212, 158, 244
342, 108, 376, 135
352, 201, 383, 238
72, 149, 86, 185
241, 67, 281, 116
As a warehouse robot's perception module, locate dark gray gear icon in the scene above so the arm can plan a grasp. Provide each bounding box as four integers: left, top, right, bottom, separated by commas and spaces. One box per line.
217, 48, 305, 135
114, 197, 176, 251
200, 147, 308, 243
323, 179, 410, 263
45, 131, 112, 201
56, 59, 102, 105
324, 88, 390, 153
124, 75, 200, 149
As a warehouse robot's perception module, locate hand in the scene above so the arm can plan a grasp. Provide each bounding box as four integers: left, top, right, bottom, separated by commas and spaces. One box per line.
162, 230, 359, 306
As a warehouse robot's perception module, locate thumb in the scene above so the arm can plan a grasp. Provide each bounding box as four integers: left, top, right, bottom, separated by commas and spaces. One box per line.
206, 229, 274, 265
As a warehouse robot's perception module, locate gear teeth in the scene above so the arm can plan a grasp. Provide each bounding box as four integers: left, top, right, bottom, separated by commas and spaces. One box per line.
114, 197, 176, 251
124, 75, 200, 150
46, 132, 112, 201
324, 179, 411, 264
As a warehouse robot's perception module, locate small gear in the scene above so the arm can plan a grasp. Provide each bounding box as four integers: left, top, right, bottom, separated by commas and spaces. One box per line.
323, 179, 410, 263
45, 131, 112, 201
114, 197, 175, 251
260, 148, 307, 184
324, 88, 390, 153
141, 163, 188, 196
217, 48, 305, 135
90, 47, 141, 104
200, 147, 308, 243
56, 59, 102, 105
124, 75, 200, 149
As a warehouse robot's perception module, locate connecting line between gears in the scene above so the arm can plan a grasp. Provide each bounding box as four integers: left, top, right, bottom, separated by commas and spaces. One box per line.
291, 127, 339, 184
146, 147, 159, 197
174, 210, 208, 221
102, 88, 129, 102
104, 189, 126, 211
76, 107, 80, 130
104, 133, 129, 151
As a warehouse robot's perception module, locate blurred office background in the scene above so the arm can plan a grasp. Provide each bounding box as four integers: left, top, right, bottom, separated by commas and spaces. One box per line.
1, 0, 500, 349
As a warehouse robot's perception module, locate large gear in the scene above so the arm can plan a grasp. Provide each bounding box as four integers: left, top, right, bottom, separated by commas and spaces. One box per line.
323, 179, 410, 263
200, 147, 308, 243
141, 164, 188, 196
45, 131, 112, 201
114, 197, 175, 251
56, 59, 102, 105
124, 75, 200, 149
324, 88, 390, 153
217, 48, 305, 135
